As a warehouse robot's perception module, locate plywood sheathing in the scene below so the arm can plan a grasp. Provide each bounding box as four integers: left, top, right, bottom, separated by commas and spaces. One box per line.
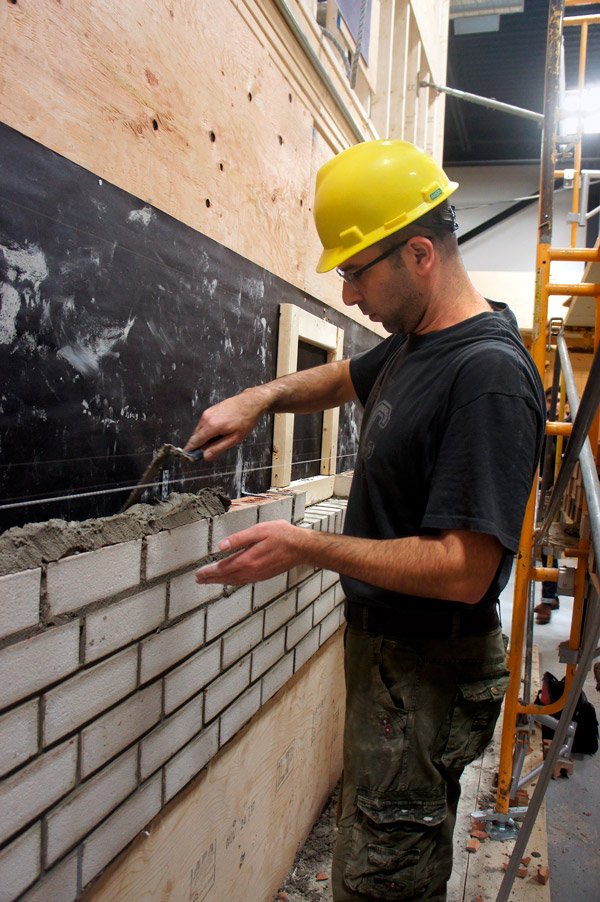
0, 0, 363, 330
82, 631, 345, 902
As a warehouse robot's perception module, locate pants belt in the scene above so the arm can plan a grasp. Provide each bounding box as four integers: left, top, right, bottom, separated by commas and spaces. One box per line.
344, 599, 500, 638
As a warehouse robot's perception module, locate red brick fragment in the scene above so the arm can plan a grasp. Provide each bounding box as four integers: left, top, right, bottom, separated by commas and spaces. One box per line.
466, 838, 480, 853
470, 828, 489, 840
537, 866, 550, 885
521, 856, 531, 866
517, 867, 528, 879
315, 874, 328, 882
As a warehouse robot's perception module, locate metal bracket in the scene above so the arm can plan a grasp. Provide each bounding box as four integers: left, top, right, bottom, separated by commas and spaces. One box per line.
558, 640, 581, 665
547, 317, 564, 351
558, 564, 576, 596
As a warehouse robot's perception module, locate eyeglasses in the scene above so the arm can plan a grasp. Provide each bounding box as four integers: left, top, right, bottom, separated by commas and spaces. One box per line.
336, 239, 409, 285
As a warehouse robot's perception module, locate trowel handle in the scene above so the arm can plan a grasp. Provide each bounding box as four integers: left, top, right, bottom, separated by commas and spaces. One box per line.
188, 448, 205, 461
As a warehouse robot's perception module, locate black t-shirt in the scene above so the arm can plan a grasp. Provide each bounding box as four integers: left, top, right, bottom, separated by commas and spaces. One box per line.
343, 302, 545, 614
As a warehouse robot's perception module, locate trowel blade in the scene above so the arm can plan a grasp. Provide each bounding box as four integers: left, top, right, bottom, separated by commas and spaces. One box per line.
120, 444, 204, 513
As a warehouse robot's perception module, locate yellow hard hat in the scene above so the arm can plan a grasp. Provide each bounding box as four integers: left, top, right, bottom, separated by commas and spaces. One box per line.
313, 140, 459, 273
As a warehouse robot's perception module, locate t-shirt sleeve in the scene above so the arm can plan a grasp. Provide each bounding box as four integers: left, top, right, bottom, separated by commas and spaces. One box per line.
349, 334, 401, 407
421, 392, 541, 552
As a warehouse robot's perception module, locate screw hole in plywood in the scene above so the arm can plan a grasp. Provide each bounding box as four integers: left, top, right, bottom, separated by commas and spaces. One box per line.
219, 163, 224, 171
209, 131, 216, 142
248, 92, 252, 102
206, 199, 211, 208
152, 119, 158, 131
289, 93, 292, 102
278, 135, 283, 145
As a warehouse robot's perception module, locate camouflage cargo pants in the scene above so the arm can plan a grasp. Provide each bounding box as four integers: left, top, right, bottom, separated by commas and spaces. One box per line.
332, 624, 510, 901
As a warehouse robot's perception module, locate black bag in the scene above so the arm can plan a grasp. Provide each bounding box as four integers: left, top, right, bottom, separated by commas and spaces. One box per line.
536, 671, 599, 756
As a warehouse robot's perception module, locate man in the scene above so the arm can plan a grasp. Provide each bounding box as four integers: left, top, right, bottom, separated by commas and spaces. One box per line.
185, 140, 545, 901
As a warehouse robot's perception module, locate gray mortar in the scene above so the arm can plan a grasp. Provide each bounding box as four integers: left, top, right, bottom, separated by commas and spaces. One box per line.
0, 489, 230, 576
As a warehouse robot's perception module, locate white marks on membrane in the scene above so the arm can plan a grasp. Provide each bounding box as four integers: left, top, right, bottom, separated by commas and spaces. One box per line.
58, 316, 136, 376
0, 242, 49, 344
252, 314, 270, 366
128, 206, 155, 228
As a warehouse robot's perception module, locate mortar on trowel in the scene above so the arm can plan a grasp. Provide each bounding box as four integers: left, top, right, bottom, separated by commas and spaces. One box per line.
121, 443, 206, 512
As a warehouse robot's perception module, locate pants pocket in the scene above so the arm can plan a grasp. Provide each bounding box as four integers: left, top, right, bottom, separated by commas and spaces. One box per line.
344, 786, 447, 900
438, 671, 510, 770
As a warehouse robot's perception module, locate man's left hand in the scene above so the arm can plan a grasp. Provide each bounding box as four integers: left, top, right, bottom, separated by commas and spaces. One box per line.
195, 520, 307, 585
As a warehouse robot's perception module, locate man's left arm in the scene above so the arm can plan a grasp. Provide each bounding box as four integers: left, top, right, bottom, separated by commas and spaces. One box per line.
195, 524, 503, 606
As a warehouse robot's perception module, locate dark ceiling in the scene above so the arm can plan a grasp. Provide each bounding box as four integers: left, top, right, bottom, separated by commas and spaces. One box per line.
444, 0, 600, 164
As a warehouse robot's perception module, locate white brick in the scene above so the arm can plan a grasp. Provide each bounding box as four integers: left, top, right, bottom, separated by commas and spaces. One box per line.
262, 653, 294, 705
46, 541, 142, 615
294, 626, 320, 671
321, 569, 340, 591
251, 629, 285, 681
320, 607, 343, 645
145, 519, 209, 580
288, 561, 315, 588
44, 647, 138, 746
0, 622, 79, 711
21, 853, 77, 902
85, 584, 166, 663
164, 641, 221, 714
169, 570, 222, 619
0, 568, 40, 640
335, 582, 346, 605
82, 774, 162, 887
252, 573, 287, 608
140, 609, 205, 684
286, 607, 313, 650
204, 659, 251, 722
0, 824, 40, 902
222, 612, 263, 668
292, 491, 306, 523
0, 740, 77, 845
264, 590, 297, 637
334, 473, 353, 496
205, 586, 252, 641
257, 495, 294, 523
220, 684, 261, 746
0, 700, 38, 779
46, 748, 137, 864
140, 695, 203, 780
301, 515, 323, 530
81, 682, 161, 777
313, 587, 336, 625
297, 573, 322, 611
211, 506, 258, 553
164, 722, 218, 802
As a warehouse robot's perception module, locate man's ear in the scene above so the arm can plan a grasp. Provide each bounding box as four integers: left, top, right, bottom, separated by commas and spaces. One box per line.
406, 236, 435, 274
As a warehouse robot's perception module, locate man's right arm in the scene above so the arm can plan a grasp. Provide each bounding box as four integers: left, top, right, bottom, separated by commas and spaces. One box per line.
184, 358, 357, 460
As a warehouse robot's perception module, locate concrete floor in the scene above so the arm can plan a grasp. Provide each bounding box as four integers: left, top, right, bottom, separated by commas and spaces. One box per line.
499, 564, 600, 902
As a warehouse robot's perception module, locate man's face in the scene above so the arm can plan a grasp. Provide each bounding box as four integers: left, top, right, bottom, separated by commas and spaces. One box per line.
338, 240, 427, 334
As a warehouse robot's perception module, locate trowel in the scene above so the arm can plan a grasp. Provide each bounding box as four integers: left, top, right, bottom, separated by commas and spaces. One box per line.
120, 443, 205, 512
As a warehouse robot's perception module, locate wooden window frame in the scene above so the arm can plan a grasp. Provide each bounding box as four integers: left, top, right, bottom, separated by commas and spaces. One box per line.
271, 304, 344, 488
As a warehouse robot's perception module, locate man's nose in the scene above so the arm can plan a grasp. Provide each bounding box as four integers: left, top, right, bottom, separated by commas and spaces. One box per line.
341, 280, 362, 307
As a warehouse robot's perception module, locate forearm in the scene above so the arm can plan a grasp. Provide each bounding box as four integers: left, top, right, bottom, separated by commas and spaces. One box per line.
197, 522, 503, 605
242, 358, 356, 416
186, 359, 356, 458
299, 530, 497, 604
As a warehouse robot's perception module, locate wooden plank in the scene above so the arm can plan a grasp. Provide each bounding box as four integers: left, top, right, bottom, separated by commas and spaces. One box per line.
82, 631, 346, 902
321, 327, 345, 476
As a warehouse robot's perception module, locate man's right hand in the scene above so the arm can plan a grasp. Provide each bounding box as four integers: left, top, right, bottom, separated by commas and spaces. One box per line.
184, 389, 266, 461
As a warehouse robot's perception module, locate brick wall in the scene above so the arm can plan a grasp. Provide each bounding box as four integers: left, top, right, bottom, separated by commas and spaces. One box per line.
0, 492, 347, 902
